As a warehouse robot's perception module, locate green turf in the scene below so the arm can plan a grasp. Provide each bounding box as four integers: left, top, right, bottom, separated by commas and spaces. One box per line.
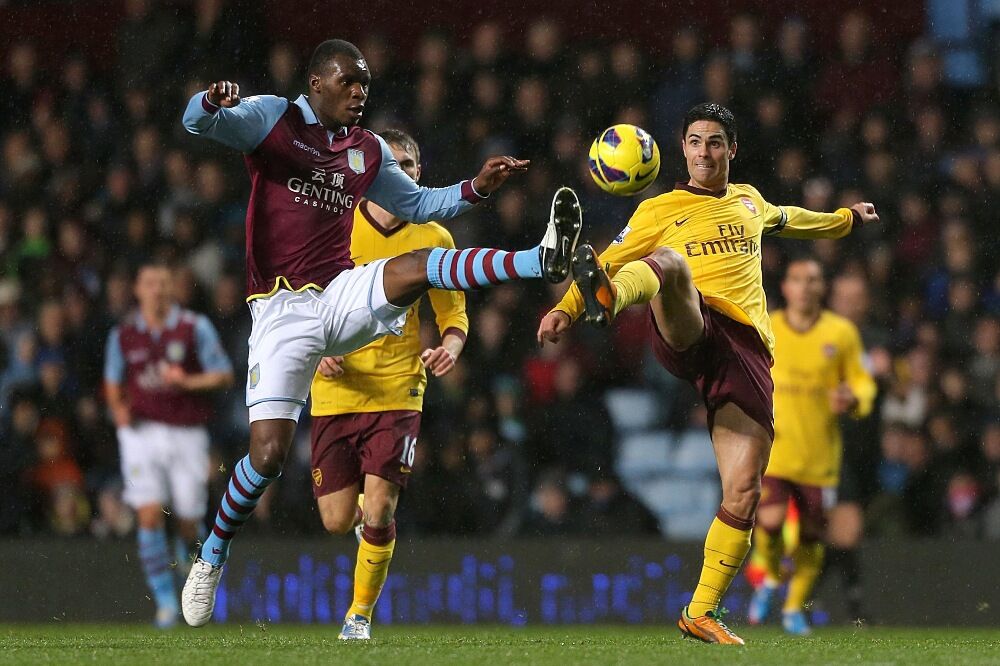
2, 624, 999, 665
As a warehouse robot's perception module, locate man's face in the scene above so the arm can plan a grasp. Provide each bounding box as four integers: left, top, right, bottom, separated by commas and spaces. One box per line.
682, 120, 736, 188
134, 266, 172, 312
781, 260, 825, 313
311, 53, 371, 127
388, 142, 420, 182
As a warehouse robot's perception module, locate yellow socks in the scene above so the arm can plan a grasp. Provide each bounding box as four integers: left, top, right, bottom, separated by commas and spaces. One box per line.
610, 258, 662, 317
784, 541, 824, 613
754, 526, 784, 586
347, 521, 396, 620
689, 507, 754, 617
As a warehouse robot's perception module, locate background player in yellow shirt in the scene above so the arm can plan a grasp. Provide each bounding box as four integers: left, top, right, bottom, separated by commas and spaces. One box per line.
747, 257, 876, 636
538, 103, 879, 644
308, 130, 469, 641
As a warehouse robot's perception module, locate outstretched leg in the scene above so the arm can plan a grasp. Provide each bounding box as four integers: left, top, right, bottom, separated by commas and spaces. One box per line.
381, 187, 582, 306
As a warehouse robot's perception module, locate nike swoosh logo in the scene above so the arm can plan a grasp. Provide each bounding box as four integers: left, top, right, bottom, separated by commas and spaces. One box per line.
366, 558, 390, 566
675, 217, 691, 226
637, 167, 657, 180
212, 547, 223, 554
399, 466, 412, 474
719, 560, 740, 569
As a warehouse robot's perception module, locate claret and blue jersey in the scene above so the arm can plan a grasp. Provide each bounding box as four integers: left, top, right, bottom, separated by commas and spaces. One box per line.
182, 91, 486, 299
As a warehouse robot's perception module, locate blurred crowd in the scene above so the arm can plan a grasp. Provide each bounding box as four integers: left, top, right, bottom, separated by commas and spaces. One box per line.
1, 0, 999, 541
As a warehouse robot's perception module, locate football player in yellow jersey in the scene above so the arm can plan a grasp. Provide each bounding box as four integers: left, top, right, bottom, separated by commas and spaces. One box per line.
538, 103, 879, 644
308, 130, 469, 641
747, 257, 876, 636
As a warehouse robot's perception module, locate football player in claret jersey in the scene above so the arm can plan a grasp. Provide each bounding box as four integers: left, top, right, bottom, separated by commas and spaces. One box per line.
104, 262, 234, 628
747, 257, 876, 635
308, 130, 468, 640
538, 103, 879, 644
179, 39, 582, 626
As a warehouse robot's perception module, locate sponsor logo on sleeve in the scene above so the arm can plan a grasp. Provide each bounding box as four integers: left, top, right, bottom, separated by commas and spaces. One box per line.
612, 225, 632, 244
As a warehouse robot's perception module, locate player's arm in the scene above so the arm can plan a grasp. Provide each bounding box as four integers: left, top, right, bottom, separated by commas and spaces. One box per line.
103, 328, 130, 427
837, 323, 877, 418
423, 230, 470, 377
366, 134, 528, 222
539, 206, 664, 343
162, 315, 235, 392
181, 82, 288, 153
757, 186, 879, 239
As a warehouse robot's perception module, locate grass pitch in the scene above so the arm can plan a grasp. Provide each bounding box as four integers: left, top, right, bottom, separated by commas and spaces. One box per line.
2, 624, 999, 665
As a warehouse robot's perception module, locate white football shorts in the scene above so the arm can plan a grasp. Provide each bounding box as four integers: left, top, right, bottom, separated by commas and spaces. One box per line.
118, 421, 210, 519
245, 259, 408, 423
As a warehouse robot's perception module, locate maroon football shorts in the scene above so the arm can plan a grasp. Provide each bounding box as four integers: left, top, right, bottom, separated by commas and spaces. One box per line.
648, 293, 775, 440
758, 475, 836, 542
310, 410, 421, 497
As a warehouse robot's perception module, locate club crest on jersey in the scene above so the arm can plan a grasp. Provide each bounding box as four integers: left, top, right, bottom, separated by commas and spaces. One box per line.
740, 197, 758, 214
348, 149, 366, 174
249, 363, 261, 389
166, 341, 186, 363
823, 344, 837, 359
612, 225, 632, 245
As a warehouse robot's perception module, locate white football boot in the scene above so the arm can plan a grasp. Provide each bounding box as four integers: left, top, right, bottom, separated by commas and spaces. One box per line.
181, 557, 224, 627
540, 186, 582, 283
339, 614, 372, 640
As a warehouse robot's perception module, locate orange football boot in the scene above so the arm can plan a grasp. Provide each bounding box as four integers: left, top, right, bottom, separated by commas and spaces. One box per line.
677, 606, 746, 645
573, 243, 616, 327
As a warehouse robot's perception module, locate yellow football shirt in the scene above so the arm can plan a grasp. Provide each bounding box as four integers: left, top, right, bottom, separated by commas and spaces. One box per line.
310, 203, 468, 416
551, 183, 857, 355
766, 310, 877, 487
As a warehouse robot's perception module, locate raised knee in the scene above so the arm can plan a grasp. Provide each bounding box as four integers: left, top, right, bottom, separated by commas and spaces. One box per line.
320, 510, 358, 535
649, 247, 689, 282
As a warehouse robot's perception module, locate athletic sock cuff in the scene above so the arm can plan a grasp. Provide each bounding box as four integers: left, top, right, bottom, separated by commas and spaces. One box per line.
361, 521, 396, 546
641, 256, 665, 287
717, 505, 754, 531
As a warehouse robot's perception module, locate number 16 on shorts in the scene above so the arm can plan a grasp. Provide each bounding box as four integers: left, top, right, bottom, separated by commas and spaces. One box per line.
400, 435, 417, 469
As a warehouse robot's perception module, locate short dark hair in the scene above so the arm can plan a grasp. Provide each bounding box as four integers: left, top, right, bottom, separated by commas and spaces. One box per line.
380, 129, 420, 165
308, 39, 364, 76
784, 255, 824, 278
683, 102, 737, 145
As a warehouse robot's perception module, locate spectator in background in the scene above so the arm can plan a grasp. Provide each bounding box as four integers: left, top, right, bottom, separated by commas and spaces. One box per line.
520, 468, 578, 536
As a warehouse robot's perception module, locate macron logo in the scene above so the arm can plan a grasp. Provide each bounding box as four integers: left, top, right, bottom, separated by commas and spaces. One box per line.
293, 139, 321, 157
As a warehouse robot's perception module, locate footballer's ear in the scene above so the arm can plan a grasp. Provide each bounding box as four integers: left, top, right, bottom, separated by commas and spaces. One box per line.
729, 141, 738, 160
309, 74, 321, 93
414, 164, 422, 183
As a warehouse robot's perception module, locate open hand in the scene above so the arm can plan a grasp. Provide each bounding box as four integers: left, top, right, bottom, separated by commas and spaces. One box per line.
421, 346, 457, 377
318, 356, 345, 378
207, 81, 241, 108
537, 311, 571, 346
472, 156, 530, 195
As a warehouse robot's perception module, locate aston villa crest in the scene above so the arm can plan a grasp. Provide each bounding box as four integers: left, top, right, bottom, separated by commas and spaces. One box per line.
166, 340, 186, 363
740, 197, 757, 214
348, 149, 366, 174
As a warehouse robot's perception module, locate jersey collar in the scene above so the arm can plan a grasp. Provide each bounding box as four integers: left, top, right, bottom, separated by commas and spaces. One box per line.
674, 182, 728, 198
134, 304, 180, 332
294, 95, 349, 138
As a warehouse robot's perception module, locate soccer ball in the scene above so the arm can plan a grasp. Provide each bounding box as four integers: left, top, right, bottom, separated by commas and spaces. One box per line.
588, 124, 661, 196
